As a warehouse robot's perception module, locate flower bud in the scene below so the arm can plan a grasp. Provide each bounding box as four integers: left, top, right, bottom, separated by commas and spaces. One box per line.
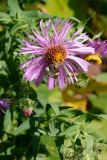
22, 107, 33, 117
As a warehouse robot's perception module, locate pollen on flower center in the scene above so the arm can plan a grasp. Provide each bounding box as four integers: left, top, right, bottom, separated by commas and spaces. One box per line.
46, 46, 66, 63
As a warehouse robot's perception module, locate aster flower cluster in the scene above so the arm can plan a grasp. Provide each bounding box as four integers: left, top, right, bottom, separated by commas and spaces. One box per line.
20, 19, 107, 90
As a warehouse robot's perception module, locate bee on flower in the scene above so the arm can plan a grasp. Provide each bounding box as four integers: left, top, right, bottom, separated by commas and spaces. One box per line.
20, 19, 95, 90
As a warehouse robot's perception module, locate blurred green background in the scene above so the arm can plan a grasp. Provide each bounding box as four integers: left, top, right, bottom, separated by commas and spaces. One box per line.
1, 0, 107, 38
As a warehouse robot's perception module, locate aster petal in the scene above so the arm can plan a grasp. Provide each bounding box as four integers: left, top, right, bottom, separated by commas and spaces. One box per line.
103, 50, 107, 56
40, 19, 45, 34
67, 46, 95, 55
58, 66, 67, 89
34, 69, 45, 86
32, 31, 50, 47
64, 64, 74, 84
21, 49, 45, 55
21, 56, 45, 69
53, 22, 73, 44
21, 41, 45, 55
73, 27, 84, 37
64, 61, 78, 82
73, 33, 89, 43
67, 55, 89, 73
58, 22, 73, 39
25, 65, 42, 81
23, 57, 47, 81
39, 20, 51, 43
48, 76, 56, 90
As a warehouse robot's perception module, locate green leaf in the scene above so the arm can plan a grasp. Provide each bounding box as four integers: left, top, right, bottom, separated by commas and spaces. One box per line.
59, 125, 80, 137
86, 134, 95, 160
0, 12, 12, 24
95, 114, 107, 120
3, 110, 12, 133
50, 104, 59, 116
77, 15, 95, 30
31, 83, 50, 107
93, 31, 103, 39
75, 113, 97, 124
69, 16, 80, 23
5, 30, 12, 52
59, 108, 83, 118
38, 135, 60, 160
7, 0, 22, 17
14, 116, 40, 135
10, 22, 29, 35
30, 83, 62, 108
14, 119, 30, 135
0, 60, 8, 73
46, 104, 56, 118
49, 119, 58, 136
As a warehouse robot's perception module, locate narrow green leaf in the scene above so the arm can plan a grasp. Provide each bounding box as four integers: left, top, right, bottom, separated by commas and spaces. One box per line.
49, 119, 58, 136
86, 134, 95, 160
95, 114, 107, 120
0, 12, 12, 24
10, 22, 29, 35
3, 110, 12, 133
93, 32, 103, 39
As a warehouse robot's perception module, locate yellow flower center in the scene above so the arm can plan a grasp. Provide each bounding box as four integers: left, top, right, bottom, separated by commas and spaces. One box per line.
53, 52, 64, 63
85, 54, 102, 64
46, 46, 66, 64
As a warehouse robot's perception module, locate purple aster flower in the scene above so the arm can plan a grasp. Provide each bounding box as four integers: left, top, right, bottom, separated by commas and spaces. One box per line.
88, 40, 107, 57
20, 19, 95, 90
0, 99, 11, 115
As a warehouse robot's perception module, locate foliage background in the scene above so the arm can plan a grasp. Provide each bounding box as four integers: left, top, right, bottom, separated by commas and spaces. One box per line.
0, 0, 107, 160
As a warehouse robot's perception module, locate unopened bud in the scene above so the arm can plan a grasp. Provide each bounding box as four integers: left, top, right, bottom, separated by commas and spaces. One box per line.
23, 107, 33, 117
